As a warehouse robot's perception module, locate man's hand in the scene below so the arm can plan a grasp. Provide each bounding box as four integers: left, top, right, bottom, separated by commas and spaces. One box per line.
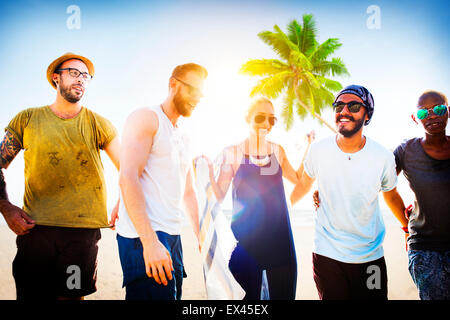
142, 237, 174, 286
313, 190, 320, 210
306, 130, 316, 145
108, 198, 120, 230
404, 204, 413, 220
1, 202, 35, 235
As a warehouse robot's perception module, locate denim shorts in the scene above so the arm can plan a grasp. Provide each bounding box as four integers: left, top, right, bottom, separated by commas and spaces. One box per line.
117, 231, 186, 300
408, 249, 450, 300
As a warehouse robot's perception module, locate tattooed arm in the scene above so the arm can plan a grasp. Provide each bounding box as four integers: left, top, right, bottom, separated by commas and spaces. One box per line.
0, 131, 22, 200
0, 131, 22, 169
0, 131, 35, 235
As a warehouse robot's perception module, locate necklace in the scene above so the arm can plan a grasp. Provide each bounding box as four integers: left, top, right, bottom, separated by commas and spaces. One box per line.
240, 141, 272, 166
337, 136, 366, 160
249, 154, 271, 166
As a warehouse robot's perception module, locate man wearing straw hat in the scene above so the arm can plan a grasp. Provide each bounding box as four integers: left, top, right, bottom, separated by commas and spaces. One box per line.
0, 53, 120, 300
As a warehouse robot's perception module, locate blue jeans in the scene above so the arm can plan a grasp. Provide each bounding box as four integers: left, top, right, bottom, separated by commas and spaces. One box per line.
117, 231, 185, 300
408, 250, 450, 300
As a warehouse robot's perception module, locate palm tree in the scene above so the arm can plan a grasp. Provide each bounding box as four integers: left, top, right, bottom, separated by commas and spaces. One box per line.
240, 14, 349, 132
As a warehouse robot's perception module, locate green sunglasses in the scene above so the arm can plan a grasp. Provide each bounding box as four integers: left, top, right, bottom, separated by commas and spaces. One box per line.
417, 104, 448, 120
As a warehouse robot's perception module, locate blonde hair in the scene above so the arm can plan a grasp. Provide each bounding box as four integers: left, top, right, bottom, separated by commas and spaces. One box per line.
245, 97, 274, 122
171, 63, 208, 79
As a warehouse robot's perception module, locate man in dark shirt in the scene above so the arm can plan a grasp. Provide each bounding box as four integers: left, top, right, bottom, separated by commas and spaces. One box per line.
394, 90, 450, 300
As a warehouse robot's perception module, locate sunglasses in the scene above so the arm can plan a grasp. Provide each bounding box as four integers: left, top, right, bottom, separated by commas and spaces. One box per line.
332, 101, 366, 113
254, 114, 277, 126
173, 77, 203, 97
416, 105, 448, 120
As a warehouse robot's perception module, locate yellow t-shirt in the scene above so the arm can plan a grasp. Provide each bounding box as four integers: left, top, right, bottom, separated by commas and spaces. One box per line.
5, 106, 117, 228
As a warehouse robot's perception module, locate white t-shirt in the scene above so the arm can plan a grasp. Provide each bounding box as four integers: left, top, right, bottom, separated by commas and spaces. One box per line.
116, 105, 191, 238
304, 136, 397, 263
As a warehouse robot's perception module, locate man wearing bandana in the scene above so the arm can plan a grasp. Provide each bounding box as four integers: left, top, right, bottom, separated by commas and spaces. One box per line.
291, 85, 409, 300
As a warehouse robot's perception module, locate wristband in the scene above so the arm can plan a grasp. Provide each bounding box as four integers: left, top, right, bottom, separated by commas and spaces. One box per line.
401, 226, 409, 233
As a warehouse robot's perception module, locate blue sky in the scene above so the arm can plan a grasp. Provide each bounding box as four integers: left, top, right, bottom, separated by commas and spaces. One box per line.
0, 0, 449, 215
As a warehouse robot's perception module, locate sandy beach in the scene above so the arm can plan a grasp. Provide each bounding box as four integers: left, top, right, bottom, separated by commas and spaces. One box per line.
0, 224, 418, 300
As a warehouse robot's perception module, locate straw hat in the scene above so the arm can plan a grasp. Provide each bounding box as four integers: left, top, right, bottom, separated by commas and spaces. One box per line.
46, 52, 95, 89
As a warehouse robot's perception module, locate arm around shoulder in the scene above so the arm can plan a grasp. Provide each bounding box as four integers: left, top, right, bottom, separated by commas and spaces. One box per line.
290, 171, 315, 205
382, 187, 408, 228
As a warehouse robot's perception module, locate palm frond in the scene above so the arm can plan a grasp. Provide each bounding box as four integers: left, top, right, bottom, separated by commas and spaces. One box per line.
257, 25, 297, 61
301, 71, 320, 89
249, 71, 291, 99
315, 76, 343, 92
309, 38, 342, 62
240, 59, 289, 77
307, 85, 316, 114
295, 100, 309, 119
289, 50, 313, 71
281, 82, 295, 130
295, 79, 313, 118
318, 86, 336, 107
298, 14, 318, 55
310, 86, 334, 114
287, 19, 302, 47
313, 57, 350, 77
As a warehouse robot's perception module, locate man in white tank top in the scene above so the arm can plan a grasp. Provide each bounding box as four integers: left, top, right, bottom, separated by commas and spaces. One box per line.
114, 63, 207, 300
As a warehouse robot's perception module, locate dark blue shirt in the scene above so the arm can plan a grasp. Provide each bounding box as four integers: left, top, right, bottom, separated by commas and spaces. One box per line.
231, 154, 296, 268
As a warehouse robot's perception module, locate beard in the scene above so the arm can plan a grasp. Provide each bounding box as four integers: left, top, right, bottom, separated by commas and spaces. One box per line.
59, 79, 83, 103
173, 90, 194, 117
336, 113, 366, 138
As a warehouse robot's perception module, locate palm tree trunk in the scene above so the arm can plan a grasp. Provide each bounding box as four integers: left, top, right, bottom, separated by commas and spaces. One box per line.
293, 82, 337, 134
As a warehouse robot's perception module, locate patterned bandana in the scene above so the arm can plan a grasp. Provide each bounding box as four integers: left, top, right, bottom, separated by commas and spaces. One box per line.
334, 85, 375, 125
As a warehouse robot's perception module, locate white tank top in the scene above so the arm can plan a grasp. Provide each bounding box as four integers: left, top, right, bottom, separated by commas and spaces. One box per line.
116, 105, 191, 237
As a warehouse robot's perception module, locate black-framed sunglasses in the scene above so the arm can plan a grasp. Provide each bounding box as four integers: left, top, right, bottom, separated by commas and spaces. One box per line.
254, 114, 277, 126
173, 77, 203, 97
56, 68, 93, 81
332, 101, 366, 113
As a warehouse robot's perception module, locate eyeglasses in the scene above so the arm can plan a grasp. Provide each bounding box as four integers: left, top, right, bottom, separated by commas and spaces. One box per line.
332, 101, 366, 113
173, 77, 203, 97
56, 68, 93, 81
254, 114, 277, 126
416, 104, 448, 120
